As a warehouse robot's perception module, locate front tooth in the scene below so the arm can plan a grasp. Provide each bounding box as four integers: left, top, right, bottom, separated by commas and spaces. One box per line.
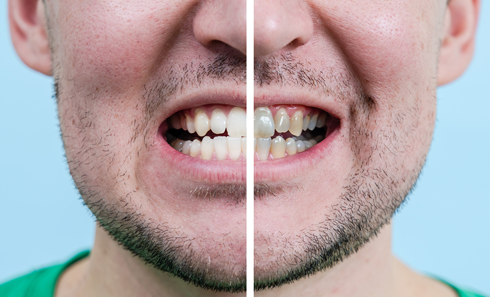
254, 107, 275, 138
257, 137, 271, 161
182, 140, 192, 155
186, 114, 195, 134
201, 136, 214, 160
296, 140, 306, 153
190, 139, 201, 157
242, 137, 247, 159
227, 137, 241, 161
213, 136, 228, 161
194, 109, 210, 137
274, 108, 290, 133
316, 112, 326, 128
286, 138, 297, 155
308, 114, 318, 130
271, 136, 286, 159
302, 115, 310, 131
227, 107, 246, 137
289, 111, 303, 136
210, 109, 227, 134
170, 114, 182, 129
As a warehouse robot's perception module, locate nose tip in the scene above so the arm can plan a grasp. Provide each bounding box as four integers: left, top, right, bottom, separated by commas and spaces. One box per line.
254, 0, 313, 57
193, 0, 246, 55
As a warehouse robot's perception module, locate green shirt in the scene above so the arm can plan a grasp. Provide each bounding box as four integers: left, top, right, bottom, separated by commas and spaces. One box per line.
0, 251, 486, 296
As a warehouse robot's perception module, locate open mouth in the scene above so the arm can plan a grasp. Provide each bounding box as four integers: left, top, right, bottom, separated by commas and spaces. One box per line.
163, 105, 339, 161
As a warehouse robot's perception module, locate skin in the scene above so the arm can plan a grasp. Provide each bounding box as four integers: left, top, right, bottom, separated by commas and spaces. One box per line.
9, 0, 479, 296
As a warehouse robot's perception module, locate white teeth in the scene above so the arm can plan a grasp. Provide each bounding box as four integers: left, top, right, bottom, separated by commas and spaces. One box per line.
201, 136, 214, 160
227, 137, 241, 161
316, 113, 326, 128
271, 136, 286, 159
194, 109, 210, 137
296, 140, 306, 153
304, 141, 313, 150
190, 139, 201, 157
289, 111, 303, 136
213, 136, 228, 161
182, 140, 192, 155
227, 107, 246, 137
254, 107, 275, 138
302, 115, 310, 131
242, 137, 247, 159
186, 114, 195, 134
257, 138, 271, 161
210, 109, 227, 134
285, 138, 297, 155
308, 114, 318, 130
274, 108, 290, 133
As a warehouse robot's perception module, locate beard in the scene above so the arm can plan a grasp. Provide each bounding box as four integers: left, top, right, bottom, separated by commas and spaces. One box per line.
253, 54, 431, 290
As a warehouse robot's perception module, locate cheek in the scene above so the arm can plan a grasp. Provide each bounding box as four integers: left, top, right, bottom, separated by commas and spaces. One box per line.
55, 0, 191, 94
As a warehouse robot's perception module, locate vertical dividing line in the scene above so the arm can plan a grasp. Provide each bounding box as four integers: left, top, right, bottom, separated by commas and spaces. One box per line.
246, 0, 254, 295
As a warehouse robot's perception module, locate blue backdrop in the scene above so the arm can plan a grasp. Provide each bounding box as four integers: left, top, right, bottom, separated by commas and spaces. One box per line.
1, 1, 489, 294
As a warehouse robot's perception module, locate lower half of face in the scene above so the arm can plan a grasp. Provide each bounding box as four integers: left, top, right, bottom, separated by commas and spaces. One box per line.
52, 0, 441, 292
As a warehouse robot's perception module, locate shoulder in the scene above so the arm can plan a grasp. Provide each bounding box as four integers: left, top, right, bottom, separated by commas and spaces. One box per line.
439, 279, 487, 297
0, 251, 90, 297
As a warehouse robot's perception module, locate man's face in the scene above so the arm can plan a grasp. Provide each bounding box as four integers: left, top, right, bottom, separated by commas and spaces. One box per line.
45, 0, 445, 292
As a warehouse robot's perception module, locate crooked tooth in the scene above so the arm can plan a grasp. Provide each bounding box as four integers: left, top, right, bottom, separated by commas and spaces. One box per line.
201, 136, 214, 160
286, 138, 297, 155
182, 140, 192, 155
213, 136, 228, 161
257, 137, 271, 161
170, 114, 182, 129
289, 111, 303, 136
274, 108, 290, 133
210, 109, 227, 134
242, 137, 247, 159
190, 139, 201, 157
296, 140, 306, 153
227, 137, 241, 161
227, 107, 246, 137
186, 114, 195, 134
316, 112, 326, 128
308, 114, 318, 130
194, 109, 210, 137
271, 136, 286, 159
254, 107, 275, 138
302, 115, 310, 131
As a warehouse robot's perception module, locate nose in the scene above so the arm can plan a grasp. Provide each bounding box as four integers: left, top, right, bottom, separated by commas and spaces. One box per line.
193, 0, 246, 55
254, 0, 313, 57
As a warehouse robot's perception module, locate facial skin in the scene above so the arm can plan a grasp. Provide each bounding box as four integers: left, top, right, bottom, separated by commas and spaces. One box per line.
9, 0, 479, 296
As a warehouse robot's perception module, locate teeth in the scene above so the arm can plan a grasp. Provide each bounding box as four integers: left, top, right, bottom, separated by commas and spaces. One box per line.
201, 136, 214, 160
296, 140, 306, 153
170, 114, 182, 129
289, 111, 303, 136
257, 138, 272, 161
274, 108, 290, 133
254, 107, 275, 138
213, 136, 228, 161
271, 136, 286, 159
227, 107, 246, 137
302, 115, 310, 131
227, 137, 242, 161
308, 114, 318, 130
182, 140, 192, 155
171, 139, 185, 152
304, 141, 313, 150
316, 113, 326, 128
210, 109, 227, 134
194, 109, 210, 137
285, 138, 297, 155
186, 114, 195, 134
242, 137, 247, 159
190, 139, 201, 157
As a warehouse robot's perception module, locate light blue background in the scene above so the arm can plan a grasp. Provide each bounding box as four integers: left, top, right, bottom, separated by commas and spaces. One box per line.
1, 1, 489, 295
